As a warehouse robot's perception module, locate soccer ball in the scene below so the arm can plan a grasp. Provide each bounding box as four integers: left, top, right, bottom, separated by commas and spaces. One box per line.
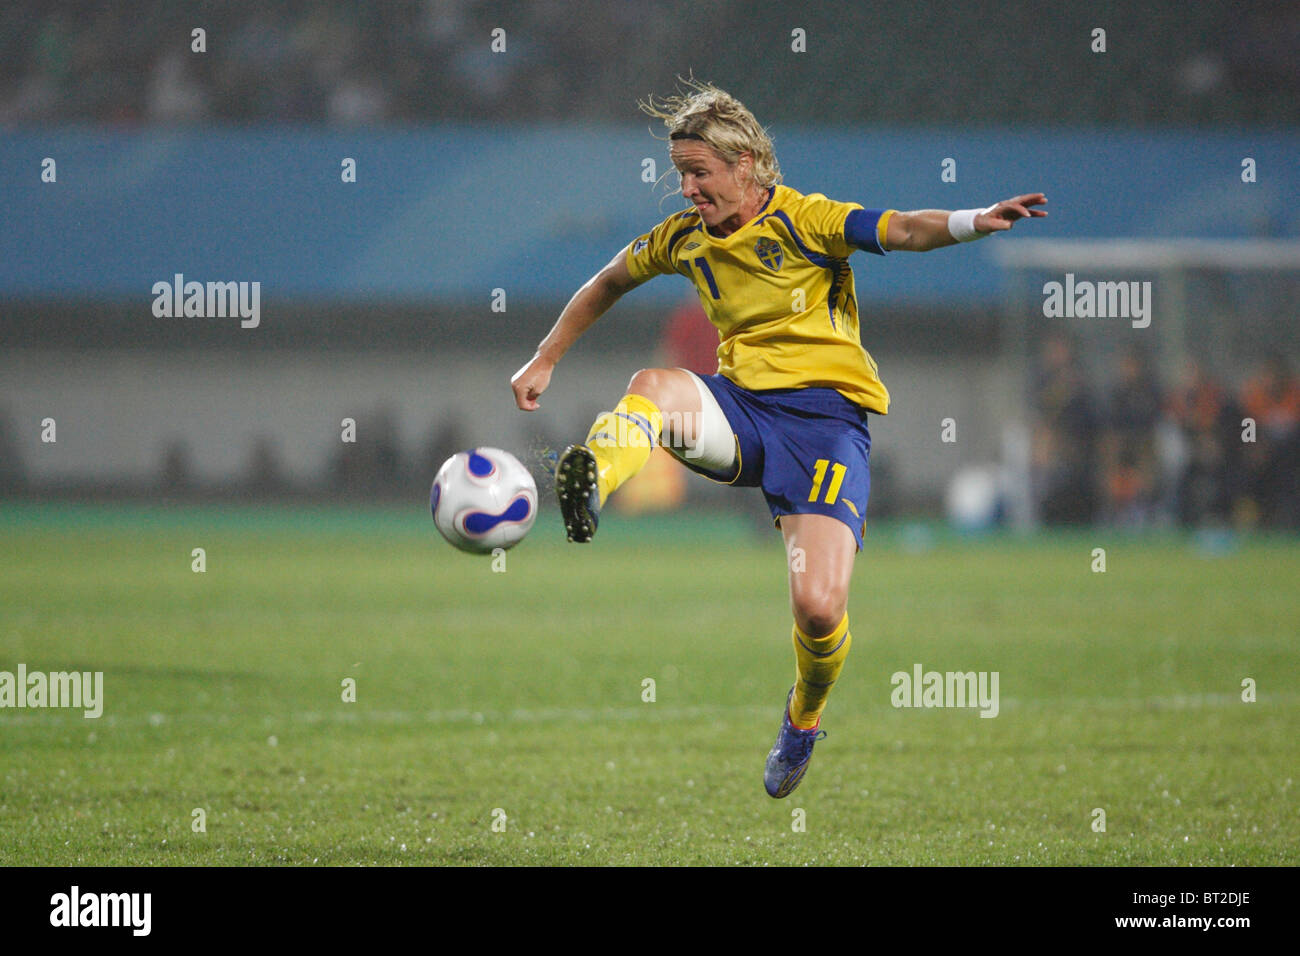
430, 447, 538, 553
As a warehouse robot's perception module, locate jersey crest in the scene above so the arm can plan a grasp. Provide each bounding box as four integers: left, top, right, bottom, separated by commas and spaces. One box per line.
754, 236, 783, 271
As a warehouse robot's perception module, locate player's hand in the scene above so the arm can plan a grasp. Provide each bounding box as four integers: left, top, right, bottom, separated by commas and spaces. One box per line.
511, 354, 554, 411
975, 193, 1047, 233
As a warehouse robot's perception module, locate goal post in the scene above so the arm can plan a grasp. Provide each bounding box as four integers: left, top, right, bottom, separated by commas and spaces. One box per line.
992, 238, 1300, 383
987, 239, 1300, 528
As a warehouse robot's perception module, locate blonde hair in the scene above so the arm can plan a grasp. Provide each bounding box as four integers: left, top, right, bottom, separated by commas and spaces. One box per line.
639, 77, 782, 190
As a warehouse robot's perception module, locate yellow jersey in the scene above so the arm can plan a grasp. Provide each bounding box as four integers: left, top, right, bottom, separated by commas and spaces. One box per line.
625, 184, 895, 413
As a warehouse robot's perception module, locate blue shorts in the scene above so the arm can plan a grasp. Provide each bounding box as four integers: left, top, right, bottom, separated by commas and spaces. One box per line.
680, 374, 873, 549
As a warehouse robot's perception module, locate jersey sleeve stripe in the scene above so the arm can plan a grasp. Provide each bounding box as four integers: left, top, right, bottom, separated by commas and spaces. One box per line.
877, 210, 895, 251
844, 208, 890, 256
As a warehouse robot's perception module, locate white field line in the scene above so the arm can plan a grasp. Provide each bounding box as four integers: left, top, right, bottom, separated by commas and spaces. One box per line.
0, 691, 1293, 730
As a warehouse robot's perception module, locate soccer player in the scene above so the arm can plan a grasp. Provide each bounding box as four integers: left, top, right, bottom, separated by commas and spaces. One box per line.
511, 81, 1046, 798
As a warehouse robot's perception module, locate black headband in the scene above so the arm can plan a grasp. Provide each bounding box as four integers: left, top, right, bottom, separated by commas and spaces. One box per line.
670, 131, 705, 141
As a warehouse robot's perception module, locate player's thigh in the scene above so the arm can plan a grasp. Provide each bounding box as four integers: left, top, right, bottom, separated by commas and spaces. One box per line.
628, 368, 740, 477
781, 513, 856, 635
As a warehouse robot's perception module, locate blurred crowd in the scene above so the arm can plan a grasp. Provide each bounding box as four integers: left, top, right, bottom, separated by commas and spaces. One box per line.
1, 0, 1296, 126
1030, 334, 1299, 531
0, 0, 687, 125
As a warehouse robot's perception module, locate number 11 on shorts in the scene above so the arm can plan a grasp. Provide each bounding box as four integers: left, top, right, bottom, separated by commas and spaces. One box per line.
808, 459, 847, 504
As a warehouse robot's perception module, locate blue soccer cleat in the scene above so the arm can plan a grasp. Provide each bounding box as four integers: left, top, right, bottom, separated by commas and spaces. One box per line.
764, 687, 827, 798
555, 443, 600, 543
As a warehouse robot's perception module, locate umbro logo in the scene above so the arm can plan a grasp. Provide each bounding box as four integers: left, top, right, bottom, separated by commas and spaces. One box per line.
683, 242, 701, 251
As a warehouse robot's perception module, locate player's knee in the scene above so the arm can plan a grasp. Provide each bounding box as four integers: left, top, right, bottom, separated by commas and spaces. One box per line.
627, 368, 681, 409
791, 584, 846, 638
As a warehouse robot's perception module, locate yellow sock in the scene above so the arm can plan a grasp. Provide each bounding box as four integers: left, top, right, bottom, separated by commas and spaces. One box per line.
789, 613, 851, 729
585, 393, 663, 505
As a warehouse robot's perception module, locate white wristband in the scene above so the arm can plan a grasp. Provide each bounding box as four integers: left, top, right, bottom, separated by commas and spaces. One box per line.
947, 207, 993, 242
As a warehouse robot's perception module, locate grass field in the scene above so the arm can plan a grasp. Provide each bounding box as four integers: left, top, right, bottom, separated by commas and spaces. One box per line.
1, 502, 1296, 866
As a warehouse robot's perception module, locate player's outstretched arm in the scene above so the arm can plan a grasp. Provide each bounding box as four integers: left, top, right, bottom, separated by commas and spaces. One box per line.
885, 193, 1047, 252
510, 251, 644, 411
